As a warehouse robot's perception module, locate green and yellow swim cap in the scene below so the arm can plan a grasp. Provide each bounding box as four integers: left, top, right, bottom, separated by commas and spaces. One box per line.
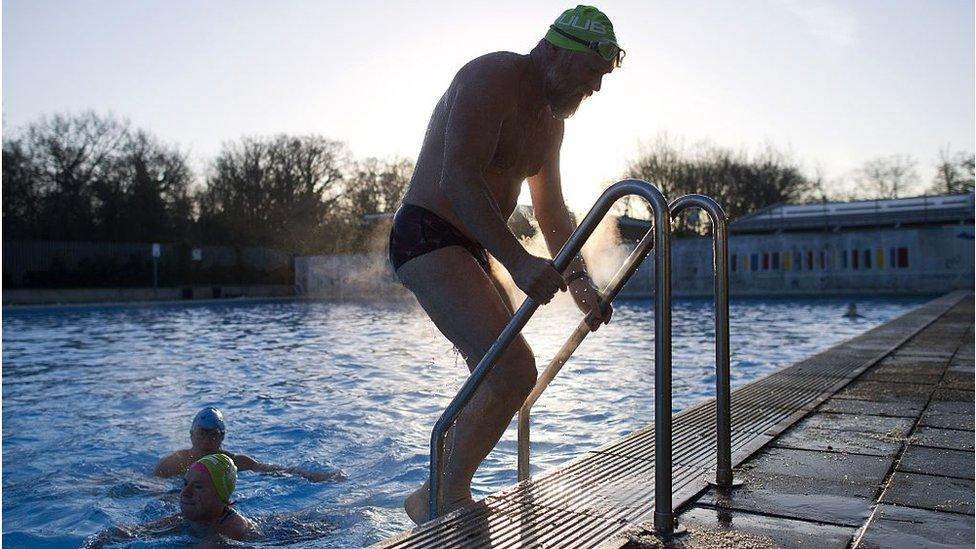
544, 5, 624, 66
190, 453, 237, 504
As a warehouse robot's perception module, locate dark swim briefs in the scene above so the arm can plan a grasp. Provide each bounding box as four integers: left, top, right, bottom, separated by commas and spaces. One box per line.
389, 204, 490, 273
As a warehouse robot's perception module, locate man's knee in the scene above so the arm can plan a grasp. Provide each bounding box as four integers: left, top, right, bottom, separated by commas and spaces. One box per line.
463, 335, 536, 402
492, 340, 537, 402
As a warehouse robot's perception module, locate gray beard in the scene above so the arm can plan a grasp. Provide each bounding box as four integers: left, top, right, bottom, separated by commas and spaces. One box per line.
544, 62, 584, 120
550, 95, 582, 119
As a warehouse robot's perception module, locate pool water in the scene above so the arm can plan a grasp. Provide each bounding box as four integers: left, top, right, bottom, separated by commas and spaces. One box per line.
2, 295, 927, 547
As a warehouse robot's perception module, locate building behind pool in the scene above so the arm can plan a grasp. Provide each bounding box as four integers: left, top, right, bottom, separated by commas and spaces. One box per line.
295, 193, 975, 298
617, 192, 975, 296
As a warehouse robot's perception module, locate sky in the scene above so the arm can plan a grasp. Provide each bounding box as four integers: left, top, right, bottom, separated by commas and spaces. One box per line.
3, 0, 974, 211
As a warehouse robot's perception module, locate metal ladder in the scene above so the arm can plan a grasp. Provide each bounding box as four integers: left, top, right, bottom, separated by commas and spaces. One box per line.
428, 179, 734, 536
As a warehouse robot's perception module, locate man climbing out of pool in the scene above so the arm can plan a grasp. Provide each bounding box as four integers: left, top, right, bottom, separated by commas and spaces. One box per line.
389, 5, 622, 524
86, 454, 258, 546
154, 407, 344, 483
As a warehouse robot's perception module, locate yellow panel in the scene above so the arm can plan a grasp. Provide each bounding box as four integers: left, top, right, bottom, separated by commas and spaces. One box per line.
783, 252, 792, 271
876, 248, 884, 269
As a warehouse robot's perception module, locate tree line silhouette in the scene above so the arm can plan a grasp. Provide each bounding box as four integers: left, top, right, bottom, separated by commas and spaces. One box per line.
4, 112, 973, 249
2, 112, 411, 255
616, 135, 974, 235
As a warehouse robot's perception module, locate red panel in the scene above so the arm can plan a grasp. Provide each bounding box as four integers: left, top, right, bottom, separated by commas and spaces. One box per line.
897, 247, 909, 268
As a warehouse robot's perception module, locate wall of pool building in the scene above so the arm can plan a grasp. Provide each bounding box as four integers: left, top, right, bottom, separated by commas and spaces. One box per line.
295, 192, 975, 298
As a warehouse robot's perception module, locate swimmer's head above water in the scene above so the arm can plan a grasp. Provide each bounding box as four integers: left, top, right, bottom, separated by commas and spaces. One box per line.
181, 454, 238, 520
190, 407, 226, 453
539, 5, 624, 119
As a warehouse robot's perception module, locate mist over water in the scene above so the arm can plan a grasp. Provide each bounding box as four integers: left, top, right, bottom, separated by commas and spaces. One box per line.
2, 295, 926, 547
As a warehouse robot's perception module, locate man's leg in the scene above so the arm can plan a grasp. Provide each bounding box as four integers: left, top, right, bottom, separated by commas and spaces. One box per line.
397, 246, 537, 524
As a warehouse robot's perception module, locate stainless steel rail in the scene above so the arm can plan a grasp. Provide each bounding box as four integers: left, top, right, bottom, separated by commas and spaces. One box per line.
514, 194, 735, 520
669, 194, 734, 489
428, 179, 674, 531
516, 226, 655, 482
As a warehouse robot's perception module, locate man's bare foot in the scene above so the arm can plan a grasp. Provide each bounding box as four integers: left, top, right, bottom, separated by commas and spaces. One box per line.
404, 480, 475, 526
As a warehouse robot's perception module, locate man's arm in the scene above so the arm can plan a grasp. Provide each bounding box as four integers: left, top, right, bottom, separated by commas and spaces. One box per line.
231, 453, 344, 483
527, 127, 612, 330
440, 59, 566, 303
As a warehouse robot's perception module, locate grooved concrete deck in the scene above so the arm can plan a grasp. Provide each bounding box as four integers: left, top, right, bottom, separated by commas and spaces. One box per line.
375, 291, 973, 548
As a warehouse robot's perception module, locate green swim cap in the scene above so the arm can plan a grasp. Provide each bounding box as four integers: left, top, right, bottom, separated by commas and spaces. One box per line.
545, 5, 624, 65
191, 453, 237, 504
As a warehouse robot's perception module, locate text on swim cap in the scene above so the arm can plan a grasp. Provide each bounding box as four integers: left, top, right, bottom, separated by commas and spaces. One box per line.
555, 14, 608, 35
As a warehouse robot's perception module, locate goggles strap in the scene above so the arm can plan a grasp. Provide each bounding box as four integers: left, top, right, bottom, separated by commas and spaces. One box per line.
548, 25, 622, 65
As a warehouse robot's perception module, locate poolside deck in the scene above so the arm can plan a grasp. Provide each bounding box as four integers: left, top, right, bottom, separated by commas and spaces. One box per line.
375, 291, 974, 548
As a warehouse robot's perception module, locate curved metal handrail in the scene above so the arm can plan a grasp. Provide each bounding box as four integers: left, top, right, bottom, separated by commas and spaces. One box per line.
669, 194, 733, 488
513, 194, 735, 518
428, 179, 674, 531
516, 224, 655, 481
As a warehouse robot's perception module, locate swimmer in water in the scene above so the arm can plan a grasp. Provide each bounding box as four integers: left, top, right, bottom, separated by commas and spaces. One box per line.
84, 454, 258, 547
154, 407, 343, 483
844, 302, 863, 318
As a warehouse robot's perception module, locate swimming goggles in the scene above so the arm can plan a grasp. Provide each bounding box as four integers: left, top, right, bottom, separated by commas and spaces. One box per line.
548, 25, 626, 67
194, 428, 224, 440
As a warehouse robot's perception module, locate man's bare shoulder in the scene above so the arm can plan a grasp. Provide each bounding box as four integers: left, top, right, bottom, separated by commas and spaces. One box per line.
161, 448, 193, 461
154, 449, 194, 476
454, 52, 525, 90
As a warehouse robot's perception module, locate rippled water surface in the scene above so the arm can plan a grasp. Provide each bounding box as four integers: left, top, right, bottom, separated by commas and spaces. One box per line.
3, 295, 927, 547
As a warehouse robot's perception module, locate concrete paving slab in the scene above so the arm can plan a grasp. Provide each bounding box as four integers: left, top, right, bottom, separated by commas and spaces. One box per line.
792, 412, 915, 438
897, 446, 974, 480
876, 351, 949, 368
833, 381, 934, 402
932, 387, 975, 402
927, 400, 975, 415
942, 371, 974, 390
741, 447, 892, 488
858, 504, 974, 549
881, 472, 975, 515
889, 348, 955, 360
920, 413, 975, 431
860, 370, 941, 385
911, 426, 975, 451
771, 424, 902, 458
675, 506, 856, 549
948, 360, 975, 373
697, 469, 874, 527
817, 398, 926, 418
869, 365, 948, 380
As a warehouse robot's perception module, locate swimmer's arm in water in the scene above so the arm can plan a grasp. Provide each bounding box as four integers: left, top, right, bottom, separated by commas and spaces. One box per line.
153, 450, 192, 477
527, 127, 612, 330
230, 453, 345, 483
441, 59, 566, 303
82, 513, 182, 548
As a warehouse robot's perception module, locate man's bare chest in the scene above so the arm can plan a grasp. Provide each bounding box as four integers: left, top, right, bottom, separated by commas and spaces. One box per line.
488, 111, 555, 179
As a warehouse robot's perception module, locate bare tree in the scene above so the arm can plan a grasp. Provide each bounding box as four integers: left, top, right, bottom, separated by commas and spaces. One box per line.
196, 135, 350, 253
337, 156, 414, 252
343, 156, 412, 217
930, 147, 975, 194
619, 135, 811, 234
19, 112, 130, 239
2, 111, 194, 242
853, 154, 919, 199
2, 139, 39, 238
